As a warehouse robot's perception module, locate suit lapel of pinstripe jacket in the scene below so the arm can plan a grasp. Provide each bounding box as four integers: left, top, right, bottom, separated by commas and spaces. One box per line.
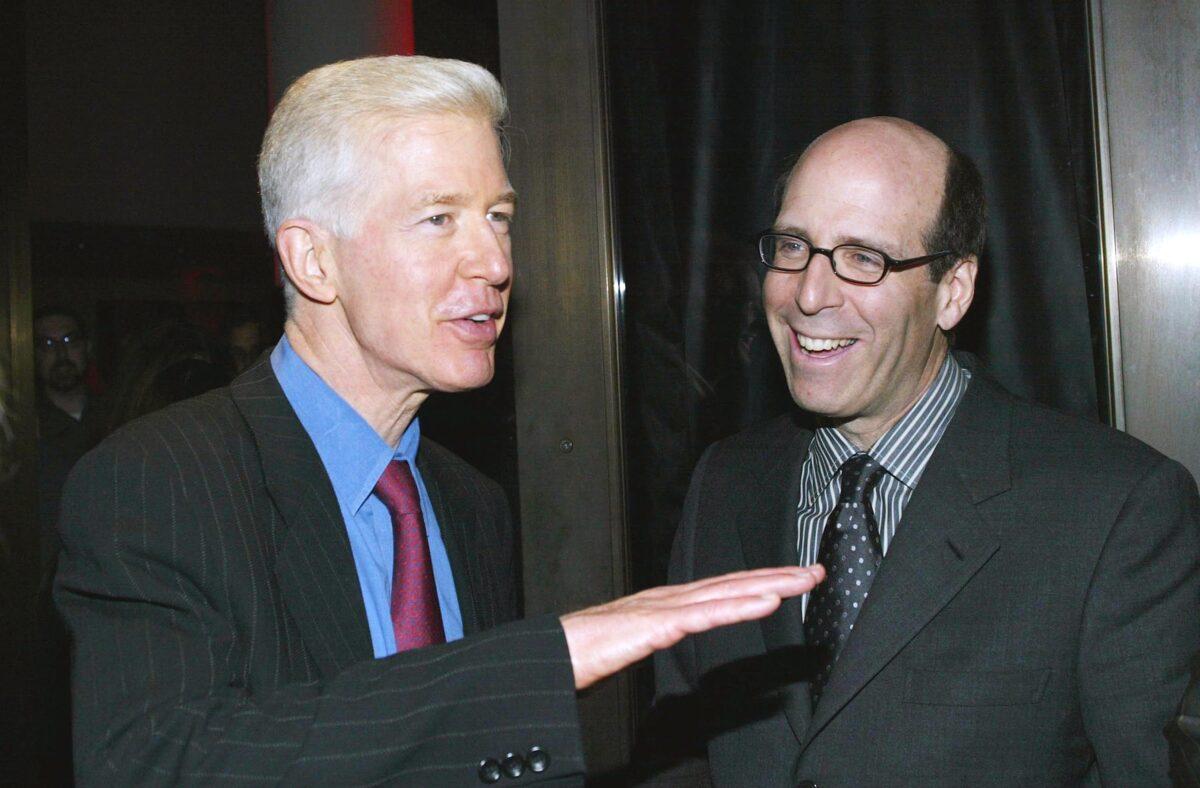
802, 362, 1009, 751
231, 357, 373, 677
736, 415, 815, 745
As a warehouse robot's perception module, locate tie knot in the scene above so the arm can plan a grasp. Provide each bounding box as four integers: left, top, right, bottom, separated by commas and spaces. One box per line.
375, 460, 421, 518
837, 453, 884, 505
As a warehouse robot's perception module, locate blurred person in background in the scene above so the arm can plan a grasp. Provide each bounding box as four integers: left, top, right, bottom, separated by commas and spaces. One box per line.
33, 307, 105, 555
105, 319, 231, 434
225, 306, 268, 374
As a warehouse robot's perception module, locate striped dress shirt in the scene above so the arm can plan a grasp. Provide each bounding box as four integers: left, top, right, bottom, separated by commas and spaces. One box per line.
796, 353, 971, 617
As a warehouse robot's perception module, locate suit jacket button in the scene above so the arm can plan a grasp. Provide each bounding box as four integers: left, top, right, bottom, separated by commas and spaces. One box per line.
478, 758, 502, 784
526, 745, 550, 773
501, 752, 526, 779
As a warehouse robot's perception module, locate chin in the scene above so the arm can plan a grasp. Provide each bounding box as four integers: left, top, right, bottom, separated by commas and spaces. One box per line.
788, 382, 852, 419
435, 366, 496, 394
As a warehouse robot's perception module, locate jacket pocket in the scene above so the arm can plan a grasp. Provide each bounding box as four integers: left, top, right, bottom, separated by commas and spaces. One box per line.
903, 667, 1050, 706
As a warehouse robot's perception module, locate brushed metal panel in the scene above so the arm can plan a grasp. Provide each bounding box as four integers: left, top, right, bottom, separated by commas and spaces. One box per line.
498, 0, 633, 773
1092, 0, 1200, 480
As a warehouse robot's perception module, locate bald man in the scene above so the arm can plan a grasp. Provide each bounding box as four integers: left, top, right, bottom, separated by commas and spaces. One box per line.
654, 118, 1200, 785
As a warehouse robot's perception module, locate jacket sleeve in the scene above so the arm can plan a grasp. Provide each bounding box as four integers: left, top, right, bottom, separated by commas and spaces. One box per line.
1077, 456, 1200, 784
1168, 656, 1200, 786
55, 430, 584, 787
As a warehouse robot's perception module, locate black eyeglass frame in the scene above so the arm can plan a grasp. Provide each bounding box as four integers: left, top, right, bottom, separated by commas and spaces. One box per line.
756, 230, 954, 285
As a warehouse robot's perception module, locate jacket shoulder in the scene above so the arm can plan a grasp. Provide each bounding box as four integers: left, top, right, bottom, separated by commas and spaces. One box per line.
71, 387, 248, 485
419, 438, 507, 502
1003, 388, 1181, 484
704, 412, 811, 466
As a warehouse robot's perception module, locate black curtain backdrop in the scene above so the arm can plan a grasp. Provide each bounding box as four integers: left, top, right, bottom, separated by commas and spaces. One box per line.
605, 0, 1102, 593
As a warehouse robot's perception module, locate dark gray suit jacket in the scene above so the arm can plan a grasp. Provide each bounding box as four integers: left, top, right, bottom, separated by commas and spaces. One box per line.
656, 357, 1200, 786
55, 358, 584, 786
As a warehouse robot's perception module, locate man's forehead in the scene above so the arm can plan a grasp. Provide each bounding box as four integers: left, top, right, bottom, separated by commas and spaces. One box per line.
412, 188, 517, 208
366, 114, 513, 203
779, 122, 946, 235
34, 314, 80, 336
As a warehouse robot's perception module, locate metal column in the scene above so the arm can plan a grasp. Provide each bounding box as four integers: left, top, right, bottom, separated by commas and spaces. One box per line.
497, 0, 633, 776
1089, 0, 1200, 479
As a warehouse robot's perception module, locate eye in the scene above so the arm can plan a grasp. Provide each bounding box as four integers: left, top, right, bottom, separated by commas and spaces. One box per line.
487, 210, 514, 231
425, 213, 450, 227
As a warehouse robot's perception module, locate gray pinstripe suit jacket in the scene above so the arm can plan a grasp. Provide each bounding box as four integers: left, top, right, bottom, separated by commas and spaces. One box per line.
54, 357, 585, 786
656, 355, 1200, 786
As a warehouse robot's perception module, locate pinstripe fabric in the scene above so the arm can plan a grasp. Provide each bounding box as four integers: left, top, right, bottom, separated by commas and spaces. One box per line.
54, 356, 585, 786
796, 354, 969, 616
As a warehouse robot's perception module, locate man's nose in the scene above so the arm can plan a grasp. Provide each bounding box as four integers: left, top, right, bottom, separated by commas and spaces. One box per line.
463, 223, 512, 286
796, 251, 845, 315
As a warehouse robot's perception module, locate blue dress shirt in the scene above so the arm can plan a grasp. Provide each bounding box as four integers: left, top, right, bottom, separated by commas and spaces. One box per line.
271, 337, 463, 657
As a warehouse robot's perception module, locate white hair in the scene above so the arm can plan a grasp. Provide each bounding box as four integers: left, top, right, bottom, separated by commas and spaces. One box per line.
257, 55, 508, 312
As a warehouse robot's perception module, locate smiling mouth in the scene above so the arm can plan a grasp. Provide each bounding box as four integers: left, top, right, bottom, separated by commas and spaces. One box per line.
795, 332, 857, 354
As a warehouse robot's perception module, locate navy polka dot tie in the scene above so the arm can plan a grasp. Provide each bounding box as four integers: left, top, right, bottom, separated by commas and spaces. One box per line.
804, 453, 886, 708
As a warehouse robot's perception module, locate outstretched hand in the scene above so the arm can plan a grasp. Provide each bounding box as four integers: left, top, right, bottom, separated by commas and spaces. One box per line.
560, 565, 825, 690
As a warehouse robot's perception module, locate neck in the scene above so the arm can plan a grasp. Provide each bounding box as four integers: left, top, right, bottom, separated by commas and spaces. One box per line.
46, 387, 87, 418
284, 315, 426, 447
833, 342, 949, 451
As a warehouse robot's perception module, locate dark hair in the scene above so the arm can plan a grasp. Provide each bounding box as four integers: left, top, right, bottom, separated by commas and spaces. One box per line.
106, 321, 231, 432
33, 305, 88, 339
922, 147, 987, 281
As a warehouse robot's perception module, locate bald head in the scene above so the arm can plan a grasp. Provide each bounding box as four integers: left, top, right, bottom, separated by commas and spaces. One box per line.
780, 117, 985, 281
798, 117, 950, 190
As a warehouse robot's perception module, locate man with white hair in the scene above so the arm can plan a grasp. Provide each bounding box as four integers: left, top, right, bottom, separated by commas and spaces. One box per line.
55, 56, 822, 786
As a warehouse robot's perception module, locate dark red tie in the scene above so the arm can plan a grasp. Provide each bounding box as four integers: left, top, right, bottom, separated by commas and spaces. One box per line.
374, 459, 445, 652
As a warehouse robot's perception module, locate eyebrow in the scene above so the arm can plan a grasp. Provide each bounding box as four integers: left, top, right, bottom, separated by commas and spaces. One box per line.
415, 190, 519, 208
772, 225, 903, 257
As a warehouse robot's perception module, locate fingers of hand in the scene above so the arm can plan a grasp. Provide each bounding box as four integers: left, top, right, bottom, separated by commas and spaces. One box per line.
651, 565, 824, 607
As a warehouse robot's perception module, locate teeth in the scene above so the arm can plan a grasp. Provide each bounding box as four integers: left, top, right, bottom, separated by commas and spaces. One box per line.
797, 334, 856, 352
467, 314, 489, 323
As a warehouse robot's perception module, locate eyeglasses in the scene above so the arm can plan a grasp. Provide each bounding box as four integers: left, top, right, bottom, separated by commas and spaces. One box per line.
756, 231, 952, 285
35, 332, 83, 353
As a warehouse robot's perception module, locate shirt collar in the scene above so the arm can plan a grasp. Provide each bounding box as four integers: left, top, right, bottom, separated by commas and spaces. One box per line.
270, 335, 422, 516
870, 353, 969, 488
805, 352, 970, 493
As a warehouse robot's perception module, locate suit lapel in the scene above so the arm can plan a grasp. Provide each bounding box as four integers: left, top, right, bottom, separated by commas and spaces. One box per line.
802, 366, 1011, 749
416, 452, 487, 636
736, 417, 815, 743
231, 358, 373, 677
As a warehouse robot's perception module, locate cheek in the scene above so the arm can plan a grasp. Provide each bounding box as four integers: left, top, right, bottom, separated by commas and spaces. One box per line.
761, 275, 791, 311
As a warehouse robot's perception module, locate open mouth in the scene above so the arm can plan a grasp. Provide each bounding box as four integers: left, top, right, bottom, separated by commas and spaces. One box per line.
795, 332, 857, 355
448, 313, 501, 343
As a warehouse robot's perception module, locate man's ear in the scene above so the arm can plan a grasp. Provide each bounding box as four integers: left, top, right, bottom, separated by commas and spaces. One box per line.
275, 220, 339, 306
936, 255, 978, 332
